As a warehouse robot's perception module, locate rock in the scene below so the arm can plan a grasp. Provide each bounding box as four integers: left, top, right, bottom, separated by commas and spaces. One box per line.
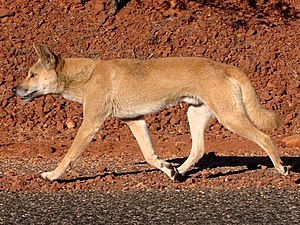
75, 180, 82, 190
66, 118, 76, 129
261, 165, 268, 171
261, 90, 272, 101
94, 2, 105, 14
69, 170, 80, 178
186, 177, 195, 184
282, 135, 300, 148
295, 2, 300, 11
56, 121, 65, 132
96, 166, 107, 174
6, 74, 14, 82
0, 8, 12, 18
50, 181, 59, 192
246, 28, 256, 36
266, 81, 275, 89
170, 115, 180, 126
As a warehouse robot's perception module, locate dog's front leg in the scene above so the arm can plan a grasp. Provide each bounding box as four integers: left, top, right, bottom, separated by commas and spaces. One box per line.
41, 118, 103, 181
126, 118, 179, 180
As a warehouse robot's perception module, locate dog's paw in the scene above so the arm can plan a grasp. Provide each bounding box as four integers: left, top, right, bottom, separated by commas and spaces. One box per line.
281, 165, 291, 176
41, 171, 58, 181
276, 165, 291, 176
164, 163, 179, 181
170, 167, 180, 181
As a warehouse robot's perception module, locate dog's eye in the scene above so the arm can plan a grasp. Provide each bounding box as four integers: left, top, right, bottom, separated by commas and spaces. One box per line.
30, 72, 37, 78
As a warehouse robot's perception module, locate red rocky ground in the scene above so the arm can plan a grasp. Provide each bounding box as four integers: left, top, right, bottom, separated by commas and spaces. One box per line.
0, 0, 300, 192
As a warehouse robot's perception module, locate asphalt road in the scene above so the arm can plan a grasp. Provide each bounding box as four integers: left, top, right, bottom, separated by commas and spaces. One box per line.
1, 188, 300, 224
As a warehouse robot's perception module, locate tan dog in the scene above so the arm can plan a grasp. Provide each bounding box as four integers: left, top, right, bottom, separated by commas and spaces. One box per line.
13, 45, 289, 181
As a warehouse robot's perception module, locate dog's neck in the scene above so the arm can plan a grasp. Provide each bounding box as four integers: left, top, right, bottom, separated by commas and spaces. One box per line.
57, 58, 96, 103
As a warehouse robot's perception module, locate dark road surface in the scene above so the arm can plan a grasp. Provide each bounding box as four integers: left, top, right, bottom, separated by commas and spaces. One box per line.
1, 188, 300, 224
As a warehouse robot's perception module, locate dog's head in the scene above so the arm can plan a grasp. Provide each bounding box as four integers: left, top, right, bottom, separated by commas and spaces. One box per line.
13, 45, 63, 102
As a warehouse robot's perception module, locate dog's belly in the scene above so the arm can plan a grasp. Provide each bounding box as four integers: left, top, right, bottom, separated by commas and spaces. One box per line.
113, 96, 202, 119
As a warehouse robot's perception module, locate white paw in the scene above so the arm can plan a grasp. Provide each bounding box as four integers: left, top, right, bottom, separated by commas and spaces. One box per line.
164, 163, 179, 180
41, 171, 58, 181
280, 165, 291, 176
170, 167, 180, 181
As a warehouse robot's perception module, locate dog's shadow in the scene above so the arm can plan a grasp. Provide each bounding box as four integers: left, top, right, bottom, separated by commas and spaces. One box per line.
168, 154, 300, 182
57, 154, 300, 184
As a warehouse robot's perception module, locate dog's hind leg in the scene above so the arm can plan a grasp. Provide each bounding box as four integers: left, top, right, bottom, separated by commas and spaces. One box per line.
126, 118, 179, 180
177, 105, 213, 176
218, 111, 290, 176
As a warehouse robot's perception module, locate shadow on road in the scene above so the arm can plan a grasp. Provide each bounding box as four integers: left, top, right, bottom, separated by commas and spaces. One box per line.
169, 154, 300, 172
57, 154, 300, 184
57, 169, 158, 184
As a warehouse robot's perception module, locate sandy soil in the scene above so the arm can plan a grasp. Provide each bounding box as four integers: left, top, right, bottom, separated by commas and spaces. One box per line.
0, 0, 300, 192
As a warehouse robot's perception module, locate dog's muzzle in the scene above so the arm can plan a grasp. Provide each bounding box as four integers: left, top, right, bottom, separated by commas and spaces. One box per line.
12, 86, 38, 102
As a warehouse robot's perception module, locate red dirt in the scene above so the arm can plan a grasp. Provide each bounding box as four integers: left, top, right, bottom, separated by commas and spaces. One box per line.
0, 0, 300, 192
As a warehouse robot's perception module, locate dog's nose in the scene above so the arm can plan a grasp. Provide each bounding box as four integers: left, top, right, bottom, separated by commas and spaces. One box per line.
12, 87, 17, 94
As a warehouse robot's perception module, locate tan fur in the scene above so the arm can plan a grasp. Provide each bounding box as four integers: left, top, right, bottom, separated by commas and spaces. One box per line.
13, 45, 289, 182
225, 67, 280, 129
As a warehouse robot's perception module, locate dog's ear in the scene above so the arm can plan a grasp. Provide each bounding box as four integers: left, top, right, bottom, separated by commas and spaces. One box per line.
33, 45, 57, 70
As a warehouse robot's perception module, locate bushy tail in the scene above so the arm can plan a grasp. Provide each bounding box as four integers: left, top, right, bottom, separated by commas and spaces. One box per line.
225, 67, 280, 130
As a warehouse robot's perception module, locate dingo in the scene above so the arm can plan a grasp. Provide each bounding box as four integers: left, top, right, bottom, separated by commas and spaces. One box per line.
13, 45, 289, 181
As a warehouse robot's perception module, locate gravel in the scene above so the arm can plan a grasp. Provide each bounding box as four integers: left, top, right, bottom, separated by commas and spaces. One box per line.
1, 188, 300, 224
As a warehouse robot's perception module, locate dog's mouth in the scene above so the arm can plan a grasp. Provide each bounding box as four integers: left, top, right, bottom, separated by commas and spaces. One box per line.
20, 91, 38, 101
